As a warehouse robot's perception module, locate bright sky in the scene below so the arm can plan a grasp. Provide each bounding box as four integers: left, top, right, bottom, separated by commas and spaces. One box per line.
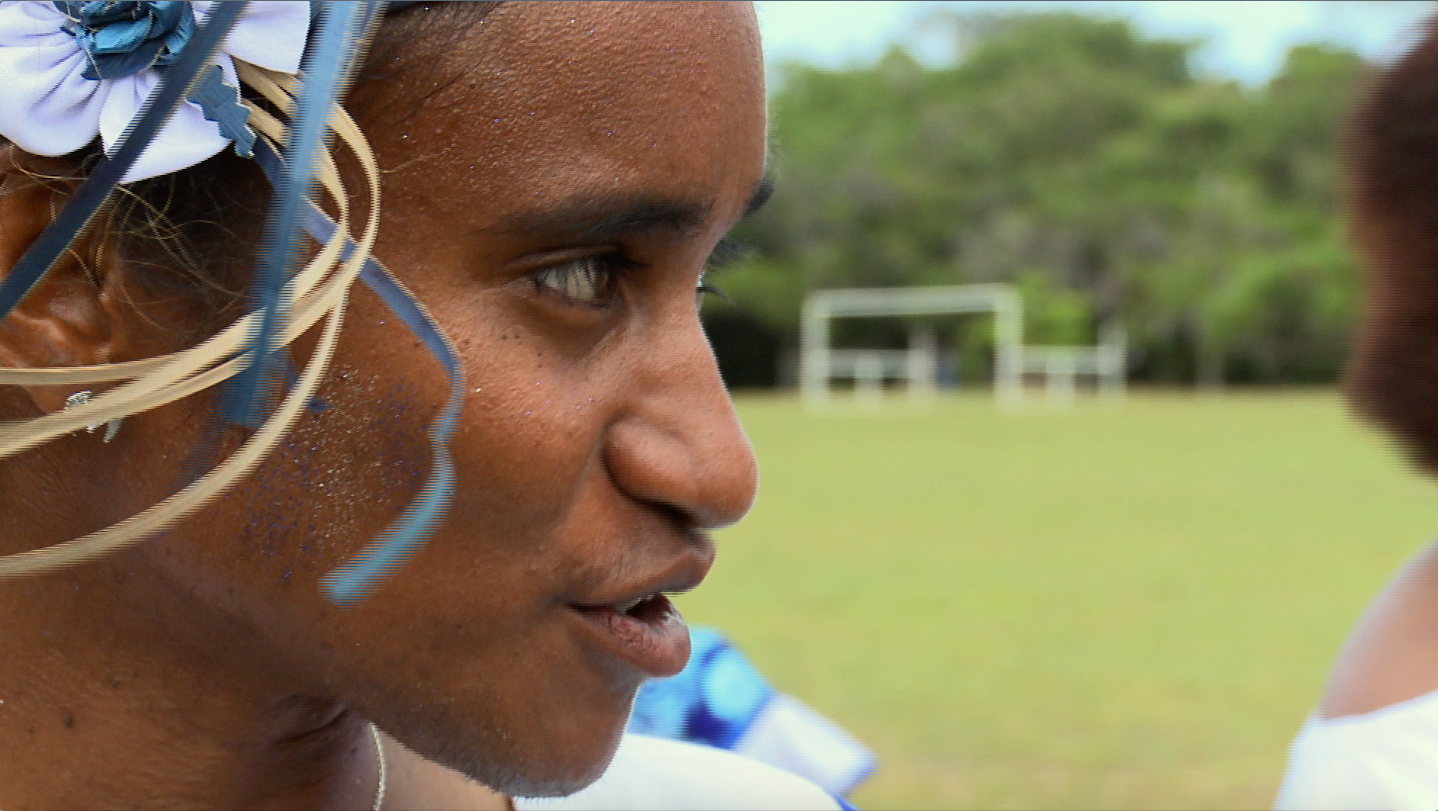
755, 1, 1436, 85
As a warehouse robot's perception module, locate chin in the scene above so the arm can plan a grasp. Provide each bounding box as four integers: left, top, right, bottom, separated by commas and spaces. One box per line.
467, 733, 625, 799
383, 686, 635, 798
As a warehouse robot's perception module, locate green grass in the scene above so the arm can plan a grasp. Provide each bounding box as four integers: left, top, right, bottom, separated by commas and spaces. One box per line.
676, 390, 1438, 809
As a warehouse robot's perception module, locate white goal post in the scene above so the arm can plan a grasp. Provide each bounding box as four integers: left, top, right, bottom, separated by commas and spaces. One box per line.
800, 285, 1023, 406
1020, 323, 1128, 406
799, 284, 1127, 407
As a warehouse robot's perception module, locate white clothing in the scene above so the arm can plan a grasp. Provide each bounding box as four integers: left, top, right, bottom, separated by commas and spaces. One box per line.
515, 733, 842, 811
1276, 689, 1438, 811
730, 694, 875, 796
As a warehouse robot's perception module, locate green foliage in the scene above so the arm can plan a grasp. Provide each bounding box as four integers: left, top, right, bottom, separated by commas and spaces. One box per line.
713, 12, 1371, 386
1016, 270, 1093, 345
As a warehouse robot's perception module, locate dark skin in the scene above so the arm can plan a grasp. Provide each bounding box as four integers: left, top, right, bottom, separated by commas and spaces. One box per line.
0, 2, 766, 808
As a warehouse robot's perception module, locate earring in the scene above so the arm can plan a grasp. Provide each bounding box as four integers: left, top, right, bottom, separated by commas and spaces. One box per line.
62, 390, 122, 443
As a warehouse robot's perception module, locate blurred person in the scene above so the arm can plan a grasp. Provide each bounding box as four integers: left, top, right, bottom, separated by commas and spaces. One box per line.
1276, 14, 1438, 811
0, 1, 844, 808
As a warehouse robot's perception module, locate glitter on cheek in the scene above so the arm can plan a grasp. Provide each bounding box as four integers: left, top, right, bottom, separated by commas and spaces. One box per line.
233, 369, 433, 584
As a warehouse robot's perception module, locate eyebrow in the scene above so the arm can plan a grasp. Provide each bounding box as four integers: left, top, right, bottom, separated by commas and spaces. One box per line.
486, 173, 776, 244
490, 195, 709, 244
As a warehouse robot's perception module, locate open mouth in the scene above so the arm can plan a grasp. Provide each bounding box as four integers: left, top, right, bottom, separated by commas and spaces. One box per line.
568, 593, 691, 677
610, 592, 670, 619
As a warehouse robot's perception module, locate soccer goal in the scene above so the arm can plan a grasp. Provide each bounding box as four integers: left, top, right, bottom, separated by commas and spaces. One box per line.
1019, 323, 1128, 406
799, 284, 1127, 408
799, 284, 1023, 407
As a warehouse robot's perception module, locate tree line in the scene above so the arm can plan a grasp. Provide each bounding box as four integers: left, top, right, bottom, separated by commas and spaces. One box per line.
703, 11, 1372, 388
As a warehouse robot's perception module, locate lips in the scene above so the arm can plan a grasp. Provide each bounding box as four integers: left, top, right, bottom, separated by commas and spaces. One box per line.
566, 541, 713, 678
568, 594, 691, 677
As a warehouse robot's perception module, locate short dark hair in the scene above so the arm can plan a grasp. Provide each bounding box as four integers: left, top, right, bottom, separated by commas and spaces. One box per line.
1343, 14, 1438, 474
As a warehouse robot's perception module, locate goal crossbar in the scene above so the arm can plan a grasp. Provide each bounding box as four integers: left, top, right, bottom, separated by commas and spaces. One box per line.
800, 285, 1023, 406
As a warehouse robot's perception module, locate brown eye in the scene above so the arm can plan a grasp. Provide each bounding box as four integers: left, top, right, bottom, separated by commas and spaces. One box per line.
533, 256, 616, 304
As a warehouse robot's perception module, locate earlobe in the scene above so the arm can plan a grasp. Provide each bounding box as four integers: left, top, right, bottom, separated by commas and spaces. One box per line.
0, 160, 120, 417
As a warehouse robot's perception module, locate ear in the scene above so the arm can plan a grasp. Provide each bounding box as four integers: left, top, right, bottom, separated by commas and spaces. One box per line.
0, 147, 121, 417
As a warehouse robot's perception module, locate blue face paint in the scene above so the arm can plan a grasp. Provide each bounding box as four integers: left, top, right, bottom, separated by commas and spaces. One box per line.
249, 92, 468, 608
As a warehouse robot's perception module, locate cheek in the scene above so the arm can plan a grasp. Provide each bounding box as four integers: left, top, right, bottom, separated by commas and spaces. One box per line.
295, 305, 616, 594
442, 324, 612, 550
236, 369, 435, 580
139, 368, 437, 606
141, 286, 619, 612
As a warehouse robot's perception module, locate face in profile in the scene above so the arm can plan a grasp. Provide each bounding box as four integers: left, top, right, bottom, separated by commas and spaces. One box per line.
0, 0, 766, 799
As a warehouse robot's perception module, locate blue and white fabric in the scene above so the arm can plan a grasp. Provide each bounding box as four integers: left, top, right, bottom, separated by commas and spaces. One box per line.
629, 627, 876, 800
0, 1, 309, 182
0, 1, 463, 606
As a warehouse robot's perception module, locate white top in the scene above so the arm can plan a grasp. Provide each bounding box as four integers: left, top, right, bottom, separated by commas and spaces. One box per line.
515, 734, 842, 811
1276, 689, 1438, 811
730, 694, 875, 796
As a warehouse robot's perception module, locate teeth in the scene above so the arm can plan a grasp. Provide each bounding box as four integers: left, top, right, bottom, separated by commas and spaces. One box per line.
614, 594, 656, 613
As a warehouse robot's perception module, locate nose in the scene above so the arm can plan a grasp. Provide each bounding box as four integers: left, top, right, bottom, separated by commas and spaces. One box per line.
603, 310, 759, 530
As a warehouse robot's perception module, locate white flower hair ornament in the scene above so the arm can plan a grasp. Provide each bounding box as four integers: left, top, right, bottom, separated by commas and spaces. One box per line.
0, 1, 310, 182
0, 1, 466, 607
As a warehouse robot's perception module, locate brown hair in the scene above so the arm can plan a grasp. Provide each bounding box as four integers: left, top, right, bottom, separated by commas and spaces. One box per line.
1344, 15, 1438, 473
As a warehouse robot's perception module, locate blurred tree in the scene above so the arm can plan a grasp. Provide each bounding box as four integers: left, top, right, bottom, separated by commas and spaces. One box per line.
707, 11, 1371, 387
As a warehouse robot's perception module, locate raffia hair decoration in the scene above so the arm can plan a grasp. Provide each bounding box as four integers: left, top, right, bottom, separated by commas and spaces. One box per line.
0, 2, 466, 606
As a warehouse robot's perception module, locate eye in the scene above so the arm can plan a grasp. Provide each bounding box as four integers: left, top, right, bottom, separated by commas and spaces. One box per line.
533, 255, 619, 305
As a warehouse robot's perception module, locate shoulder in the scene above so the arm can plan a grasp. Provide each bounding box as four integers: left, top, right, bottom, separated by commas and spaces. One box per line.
1276, 539, 1438, 811
1320, 539, 1438, 719
515, 733, 844, 811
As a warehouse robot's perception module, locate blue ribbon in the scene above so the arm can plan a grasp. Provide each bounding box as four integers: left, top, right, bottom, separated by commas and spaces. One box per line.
186, 64, 255, 157
251, 139, 465, 607
223, 2, 360, 430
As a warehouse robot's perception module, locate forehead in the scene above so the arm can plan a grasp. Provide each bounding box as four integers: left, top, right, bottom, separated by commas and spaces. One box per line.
364, 1, 765, 221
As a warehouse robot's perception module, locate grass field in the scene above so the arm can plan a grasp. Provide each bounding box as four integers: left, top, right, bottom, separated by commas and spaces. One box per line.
676, 389, 1438, 809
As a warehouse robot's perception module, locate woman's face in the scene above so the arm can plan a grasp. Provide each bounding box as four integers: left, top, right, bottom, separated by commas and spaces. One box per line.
116, 0, 766, 796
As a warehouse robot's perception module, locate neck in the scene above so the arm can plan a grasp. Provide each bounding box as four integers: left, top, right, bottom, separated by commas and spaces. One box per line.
0, 553, 380, 810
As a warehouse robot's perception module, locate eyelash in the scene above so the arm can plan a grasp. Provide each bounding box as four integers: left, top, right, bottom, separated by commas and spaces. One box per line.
698, 236, 752, 302
697, 273, 728, 302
